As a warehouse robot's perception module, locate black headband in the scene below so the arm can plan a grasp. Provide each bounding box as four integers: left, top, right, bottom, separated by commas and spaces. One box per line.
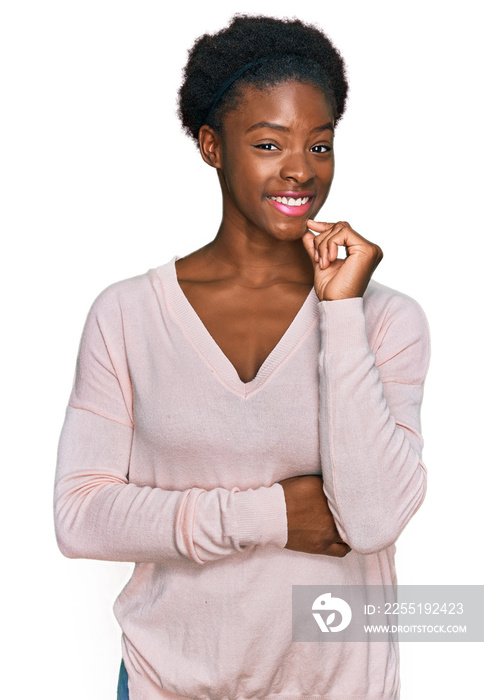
204, 54, 333, 126
205, 57, 272, 124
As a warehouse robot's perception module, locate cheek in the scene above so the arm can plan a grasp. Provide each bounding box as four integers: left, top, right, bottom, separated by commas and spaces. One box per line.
316, 156, 334, 179
226, 159, 270, 203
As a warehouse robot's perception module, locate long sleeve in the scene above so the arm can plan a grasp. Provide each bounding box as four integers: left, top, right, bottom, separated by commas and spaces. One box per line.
54, 262, 411, 699
318, 290, 430, 555
54, 286, 288, 565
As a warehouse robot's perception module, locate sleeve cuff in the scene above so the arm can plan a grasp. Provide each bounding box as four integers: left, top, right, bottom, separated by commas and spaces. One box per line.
319, 297, 370, 354
234, 483, 288, 549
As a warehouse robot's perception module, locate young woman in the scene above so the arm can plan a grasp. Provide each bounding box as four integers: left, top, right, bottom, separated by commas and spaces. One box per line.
55, 15, 430, 699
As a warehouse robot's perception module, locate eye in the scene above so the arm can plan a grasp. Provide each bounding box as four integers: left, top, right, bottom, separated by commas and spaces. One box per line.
310, 144, 332, 154
253, 143, 278, 151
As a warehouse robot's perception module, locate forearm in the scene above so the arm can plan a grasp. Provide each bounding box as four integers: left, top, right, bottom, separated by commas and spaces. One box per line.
318, 297, 427, 554
54, 407, 288, 564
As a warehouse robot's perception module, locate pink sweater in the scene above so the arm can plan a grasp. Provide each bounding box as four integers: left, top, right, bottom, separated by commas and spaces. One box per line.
55, 257, 430, 699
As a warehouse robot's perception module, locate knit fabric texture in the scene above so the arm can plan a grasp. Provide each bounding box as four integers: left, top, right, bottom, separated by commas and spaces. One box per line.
55, 257, 430, 699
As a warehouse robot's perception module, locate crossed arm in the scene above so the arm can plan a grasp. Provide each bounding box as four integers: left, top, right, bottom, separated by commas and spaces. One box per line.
55, 223, 428, 565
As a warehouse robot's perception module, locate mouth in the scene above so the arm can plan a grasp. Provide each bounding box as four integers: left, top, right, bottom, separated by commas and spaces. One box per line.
266, 194, 314, 217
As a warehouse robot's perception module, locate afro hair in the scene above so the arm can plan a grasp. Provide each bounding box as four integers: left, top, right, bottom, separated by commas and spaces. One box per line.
178, 15, 348, 144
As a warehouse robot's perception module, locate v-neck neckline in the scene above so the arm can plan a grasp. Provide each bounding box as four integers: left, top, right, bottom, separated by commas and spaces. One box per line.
156, 257, 319, 399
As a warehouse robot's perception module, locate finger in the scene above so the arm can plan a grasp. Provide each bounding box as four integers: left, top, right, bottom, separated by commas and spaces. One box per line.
317, 226, 362, 254
312, 221, 351, 244
309, 221, 371, 268
317, 234, 346, 270
303, 229, 342, 267
301, 231, 319, 265
326, 542, 352, 558
311, 225, 340, 249
313, 230, 339, 269
306, 219, 335, 233
328, 237, 339, 263
309, 228, 339, 268
308, 222, 338, 250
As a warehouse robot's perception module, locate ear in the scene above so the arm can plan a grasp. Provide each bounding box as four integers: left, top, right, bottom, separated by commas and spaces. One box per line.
198, 125, 222, 168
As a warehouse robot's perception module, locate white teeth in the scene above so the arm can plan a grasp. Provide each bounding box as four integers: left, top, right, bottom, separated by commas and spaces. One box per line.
270, 196, 310, 207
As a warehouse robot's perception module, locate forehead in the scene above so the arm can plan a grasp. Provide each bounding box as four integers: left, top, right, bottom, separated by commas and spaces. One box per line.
222, 80, 334, 132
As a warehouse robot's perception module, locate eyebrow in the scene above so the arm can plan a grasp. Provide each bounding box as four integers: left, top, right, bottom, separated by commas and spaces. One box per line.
246, 121, 334, 134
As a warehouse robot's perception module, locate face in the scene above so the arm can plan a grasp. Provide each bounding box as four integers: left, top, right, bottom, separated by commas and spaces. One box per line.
201, 80, 335, 242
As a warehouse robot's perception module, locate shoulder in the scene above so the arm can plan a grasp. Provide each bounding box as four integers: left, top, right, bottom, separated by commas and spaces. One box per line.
364, 278, 429, 336
364, 278, 427, 320
363, 279, 431, 379
86, 258, 175, 323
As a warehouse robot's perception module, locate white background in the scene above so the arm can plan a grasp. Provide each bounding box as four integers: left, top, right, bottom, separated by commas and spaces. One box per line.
1, 1, 482, 698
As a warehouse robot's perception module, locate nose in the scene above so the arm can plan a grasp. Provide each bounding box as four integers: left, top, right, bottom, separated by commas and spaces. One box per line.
280, 150, 315, 183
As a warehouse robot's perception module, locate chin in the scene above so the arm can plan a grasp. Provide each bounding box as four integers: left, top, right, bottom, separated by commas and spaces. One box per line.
273, 219, 309, 241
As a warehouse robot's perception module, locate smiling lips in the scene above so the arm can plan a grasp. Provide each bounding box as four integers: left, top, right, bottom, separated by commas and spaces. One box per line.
267, 193, 313, 217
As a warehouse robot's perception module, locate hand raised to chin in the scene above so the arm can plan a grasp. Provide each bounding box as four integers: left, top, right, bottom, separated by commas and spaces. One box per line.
302, 220, 383, 302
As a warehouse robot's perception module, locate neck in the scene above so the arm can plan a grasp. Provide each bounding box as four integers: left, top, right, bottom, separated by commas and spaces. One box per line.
205, 219, 314, 287
198, 175, 315, 285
